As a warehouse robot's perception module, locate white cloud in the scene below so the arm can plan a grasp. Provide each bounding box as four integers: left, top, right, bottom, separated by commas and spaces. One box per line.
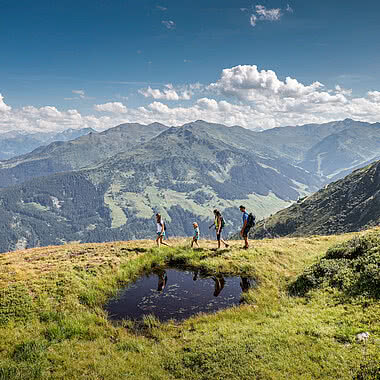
335, 85, 352, 96
94, 102, 127, 113
0, 93, 11, 112
139, 84, 193, 100
368, 91, 380, 103
65, 89, 90, 101
0, 100, 113, 134
157, 5, 167, 11
250, 14, 257, 27
249, 4, 289, 27
255, 5, 282, 21
72, 89, 85, 98
207, 65, 326, 101
162, 20, 175, 29
1, 65, 380, 134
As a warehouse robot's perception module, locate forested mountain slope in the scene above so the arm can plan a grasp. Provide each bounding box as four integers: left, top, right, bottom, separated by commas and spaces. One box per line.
251, 160, 380, 238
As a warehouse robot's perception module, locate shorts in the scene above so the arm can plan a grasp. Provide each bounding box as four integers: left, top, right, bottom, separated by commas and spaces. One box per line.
157, 231, 165, 237
242, 226, 251, 238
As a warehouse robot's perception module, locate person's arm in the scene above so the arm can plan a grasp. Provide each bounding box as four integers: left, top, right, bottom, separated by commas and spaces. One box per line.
240, 216, 247, 236
209, 221, 215, 229
160, 221, 165, 235
217, 216, 222, 233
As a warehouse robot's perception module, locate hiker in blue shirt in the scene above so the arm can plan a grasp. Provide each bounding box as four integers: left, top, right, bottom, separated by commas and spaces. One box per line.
191, 222, 200, 248
239, 205, 250, 249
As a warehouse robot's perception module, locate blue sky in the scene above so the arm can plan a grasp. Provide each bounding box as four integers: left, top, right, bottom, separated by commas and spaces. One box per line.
0, 0, 380, 132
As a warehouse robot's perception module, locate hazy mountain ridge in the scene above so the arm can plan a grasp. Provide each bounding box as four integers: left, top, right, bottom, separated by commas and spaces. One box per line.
0, 127, 95, 160
1, 119, 379, 189
251, 160, 380, 238
0, 122, 169, 188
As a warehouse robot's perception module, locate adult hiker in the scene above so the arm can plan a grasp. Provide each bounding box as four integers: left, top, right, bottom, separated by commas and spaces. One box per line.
155, 213, 170, 248
209, 209, 229, 249
239, 205, 255, 249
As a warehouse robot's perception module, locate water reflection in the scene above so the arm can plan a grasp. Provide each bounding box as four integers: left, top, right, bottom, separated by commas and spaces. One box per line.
240, 277, 251, 293
105, 268, 256, 322
156, 269, 168, 292
212, 276, 225, 297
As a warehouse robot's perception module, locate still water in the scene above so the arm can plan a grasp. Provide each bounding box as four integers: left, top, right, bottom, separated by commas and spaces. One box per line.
105, 268, 255, 322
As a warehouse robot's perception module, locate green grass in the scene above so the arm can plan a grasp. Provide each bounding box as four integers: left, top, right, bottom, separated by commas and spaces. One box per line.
0, 231, 379, 379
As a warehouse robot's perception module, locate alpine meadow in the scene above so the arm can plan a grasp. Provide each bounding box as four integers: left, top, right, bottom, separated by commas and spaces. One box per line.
0, 1, 380, 379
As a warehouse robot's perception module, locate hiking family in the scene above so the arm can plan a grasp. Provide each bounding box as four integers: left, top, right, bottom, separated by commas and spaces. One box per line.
155, 205, 256, 249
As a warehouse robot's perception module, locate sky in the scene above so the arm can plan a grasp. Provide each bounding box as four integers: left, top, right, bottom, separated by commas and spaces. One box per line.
1, 0, 380, 133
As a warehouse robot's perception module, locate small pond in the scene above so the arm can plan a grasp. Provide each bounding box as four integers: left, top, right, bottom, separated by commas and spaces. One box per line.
105, 268, 256, 322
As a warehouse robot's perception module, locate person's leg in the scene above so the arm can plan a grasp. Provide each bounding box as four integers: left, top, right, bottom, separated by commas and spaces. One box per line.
191, 238, 194, 247
220, 238, 229, 248
160, 235, 170, 246
242, 228, 249, 248
217, 233, 221, 249
195, 239, 200, 248
156, 234, 160, 247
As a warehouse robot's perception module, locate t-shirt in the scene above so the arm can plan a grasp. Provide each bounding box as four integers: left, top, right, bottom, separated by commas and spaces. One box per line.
193, 227, 200, 239
242, 211, 249, 225
157, 220, 164, 233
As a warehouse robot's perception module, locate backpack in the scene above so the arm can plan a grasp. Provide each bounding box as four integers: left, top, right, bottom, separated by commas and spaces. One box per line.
246, 213, 256, 228
220, 216, 225, 228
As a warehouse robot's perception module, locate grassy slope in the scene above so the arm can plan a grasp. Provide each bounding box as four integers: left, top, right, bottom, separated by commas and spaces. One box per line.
0, 230, 379, 380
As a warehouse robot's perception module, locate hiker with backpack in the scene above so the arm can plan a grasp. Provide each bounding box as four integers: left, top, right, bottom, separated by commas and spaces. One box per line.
155, 213, 170, 248
239, 205, 255, 249
209, 209, 229, 249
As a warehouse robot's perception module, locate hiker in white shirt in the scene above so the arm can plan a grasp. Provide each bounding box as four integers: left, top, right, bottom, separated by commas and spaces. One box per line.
155, 213, 170, 247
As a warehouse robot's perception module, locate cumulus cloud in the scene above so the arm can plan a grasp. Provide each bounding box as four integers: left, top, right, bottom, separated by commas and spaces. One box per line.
1, 65, 380, 134
335, 85, 352, 96
0, 100, 114, 134
0, 93, 11, 112
139, 84, 193, 100
94, 102, 127, 113
162, 20, 175, 29
367, 91, 380, 103
207, 65, 326, 101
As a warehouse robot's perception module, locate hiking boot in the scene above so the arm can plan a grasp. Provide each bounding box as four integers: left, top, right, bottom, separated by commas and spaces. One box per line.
225, 243, 229, 248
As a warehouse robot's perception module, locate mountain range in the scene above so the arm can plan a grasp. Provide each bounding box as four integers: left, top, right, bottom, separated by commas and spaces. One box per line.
251, 160, 380, 238
0, 127, 95, 160
0, 118, 379, 253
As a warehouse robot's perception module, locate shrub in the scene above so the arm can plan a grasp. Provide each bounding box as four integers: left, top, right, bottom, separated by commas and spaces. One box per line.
289, 231, 380, 299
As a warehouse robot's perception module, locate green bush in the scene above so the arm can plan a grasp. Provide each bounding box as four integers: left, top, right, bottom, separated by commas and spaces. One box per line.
289, 232, 380, 299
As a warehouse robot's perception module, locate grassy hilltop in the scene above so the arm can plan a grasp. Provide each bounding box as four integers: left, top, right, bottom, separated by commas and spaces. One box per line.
0, 229, 379, 380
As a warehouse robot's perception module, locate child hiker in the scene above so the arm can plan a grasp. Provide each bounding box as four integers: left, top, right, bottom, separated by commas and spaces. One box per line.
191, 222, 200, 248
